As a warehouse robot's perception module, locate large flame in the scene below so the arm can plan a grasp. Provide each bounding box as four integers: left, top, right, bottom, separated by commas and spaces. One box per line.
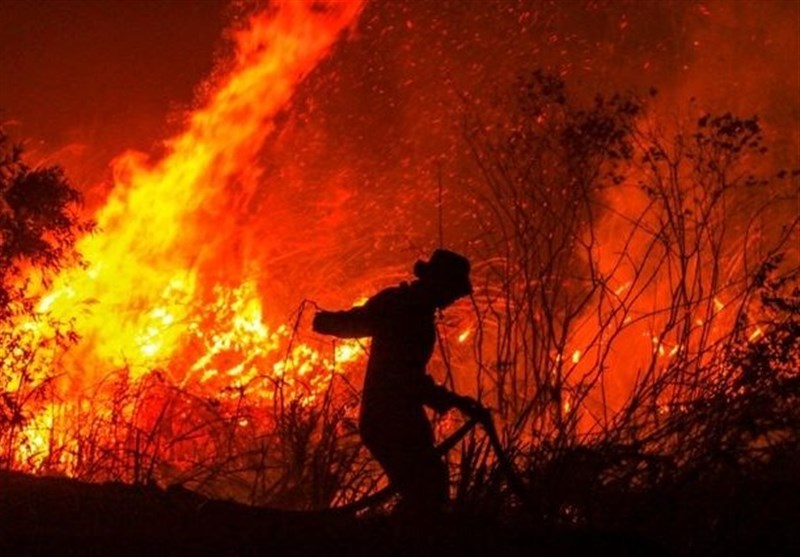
10, 1, 366, 474
40, 1, 364, 379
6, 0, 796, 486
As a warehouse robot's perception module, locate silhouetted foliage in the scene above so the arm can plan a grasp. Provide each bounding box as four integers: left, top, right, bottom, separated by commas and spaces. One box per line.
0, 126, 92, 468
461, 72, 642, 443
458, 70, 799, 553
0, 127, 91, 315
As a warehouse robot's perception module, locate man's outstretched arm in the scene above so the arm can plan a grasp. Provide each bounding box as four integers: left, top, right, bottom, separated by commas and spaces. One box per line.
313, 288, 395, 338
312, 306, 373, 338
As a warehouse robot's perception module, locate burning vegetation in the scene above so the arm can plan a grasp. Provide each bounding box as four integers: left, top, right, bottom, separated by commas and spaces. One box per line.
1, 0, 798, 554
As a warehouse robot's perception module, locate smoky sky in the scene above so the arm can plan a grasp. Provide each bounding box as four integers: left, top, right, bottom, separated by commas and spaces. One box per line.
0, 0, 227, 188
2, 1, 797, 167
1, 0, 797, 302
255, 0, 800, 296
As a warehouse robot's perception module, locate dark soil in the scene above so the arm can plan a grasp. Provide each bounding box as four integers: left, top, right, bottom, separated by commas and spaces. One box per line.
0, 470, 671, 557
3, 466, 798, 556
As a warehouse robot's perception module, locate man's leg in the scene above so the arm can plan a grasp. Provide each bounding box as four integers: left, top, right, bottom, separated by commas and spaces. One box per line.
372, 439, 448, 516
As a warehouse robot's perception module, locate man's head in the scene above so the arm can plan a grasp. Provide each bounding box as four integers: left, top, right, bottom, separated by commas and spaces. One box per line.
413, 249, 473, 308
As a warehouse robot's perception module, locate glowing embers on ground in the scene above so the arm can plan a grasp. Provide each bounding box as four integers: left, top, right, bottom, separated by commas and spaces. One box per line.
13, 287, 365, 474
181, 280, 364, 406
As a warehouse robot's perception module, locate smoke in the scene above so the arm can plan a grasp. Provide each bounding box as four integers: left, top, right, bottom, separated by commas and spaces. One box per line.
5, 1, 796, 312
222, 0, 798, 310
7, 0, 798, 400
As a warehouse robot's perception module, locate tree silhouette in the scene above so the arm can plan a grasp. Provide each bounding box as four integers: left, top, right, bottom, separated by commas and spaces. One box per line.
1, 125, 92, 467
0, 127, 92, 316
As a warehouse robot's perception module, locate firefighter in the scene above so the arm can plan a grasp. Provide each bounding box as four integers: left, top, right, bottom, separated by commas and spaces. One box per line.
312, 249, 478, 515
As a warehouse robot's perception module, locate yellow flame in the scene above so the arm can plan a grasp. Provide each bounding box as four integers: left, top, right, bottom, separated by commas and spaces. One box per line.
12, 1, 367, 471
39, 1, 365, 381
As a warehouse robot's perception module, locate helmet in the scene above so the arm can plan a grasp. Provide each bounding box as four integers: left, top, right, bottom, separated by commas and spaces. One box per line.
413, 249, 473, 299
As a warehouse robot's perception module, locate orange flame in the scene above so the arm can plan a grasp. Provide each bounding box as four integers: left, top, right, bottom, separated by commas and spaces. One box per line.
11, 1, 366, 473
39, 1, 365, 381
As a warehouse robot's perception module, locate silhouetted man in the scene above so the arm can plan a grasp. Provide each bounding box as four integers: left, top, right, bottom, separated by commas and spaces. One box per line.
313, 249, 477, 515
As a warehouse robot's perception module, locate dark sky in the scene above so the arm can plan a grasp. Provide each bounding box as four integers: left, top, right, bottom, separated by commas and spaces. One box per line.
1, 0, 797, 214
0, 0, 227, 180
1, 0, 797, 340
